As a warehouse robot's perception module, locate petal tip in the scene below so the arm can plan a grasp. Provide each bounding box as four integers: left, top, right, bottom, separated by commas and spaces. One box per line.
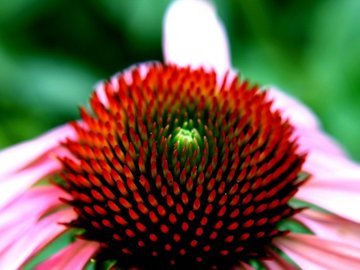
163, 0, 231, 74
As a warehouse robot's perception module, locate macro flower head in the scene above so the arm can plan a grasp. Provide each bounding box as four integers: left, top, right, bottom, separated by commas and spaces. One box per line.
1, 0, 360, 269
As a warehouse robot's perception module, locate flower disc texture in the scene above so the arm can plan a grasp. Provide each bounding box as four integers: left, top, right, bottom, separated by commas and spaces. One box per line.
60, 64, 305, 269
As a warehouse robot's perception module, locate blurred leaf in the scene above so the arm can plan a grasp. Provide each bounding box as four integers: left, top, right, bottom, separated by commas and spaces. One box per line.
0, 0, 50, 25
0, 44, 99, 147
98, 0, 169, 50
19, 56, 98, 111
305, 0, 360, 160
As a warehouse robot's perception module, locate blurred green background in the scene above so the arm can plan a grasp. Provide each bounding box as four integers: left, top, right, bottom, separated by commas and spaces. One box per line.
1, 0, 359, 161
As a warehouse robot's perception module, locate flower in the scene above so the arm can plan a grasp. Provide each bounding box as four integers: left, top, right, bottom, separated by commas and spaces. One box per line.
1, 0, 360, 269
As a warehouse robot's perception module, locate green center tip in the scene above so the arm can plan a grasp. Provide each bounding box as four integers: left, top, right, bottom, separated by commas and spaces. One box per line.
175, 128, 199, 143
172, 121, 202, 155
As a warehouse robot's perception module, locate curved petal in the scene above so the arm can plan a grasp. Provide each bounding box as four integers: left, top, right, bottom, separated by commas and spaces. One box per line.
303, 150, 360, 178
35, 239, 99, 270
295, 128, 347, 157
0, 124, 76, 178
296, 209, 360, 248
163, 0, 231, 77
0, 220, 30, 254
296, 151, 360, 223
0, 187, 67, 254
296, 181, 360, 223
274, 233, 360, 270
267, 87, 319, 130
267, 87, 348, 157
261, 248, 297, 270
0, 208, 75, 269
0, 157, 62, 209
0, 186, 66, 228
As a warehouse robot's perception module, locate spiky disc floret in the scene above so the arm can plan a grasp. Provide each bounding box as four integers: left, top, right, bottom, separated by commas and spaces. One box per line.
60, 64, 305, 270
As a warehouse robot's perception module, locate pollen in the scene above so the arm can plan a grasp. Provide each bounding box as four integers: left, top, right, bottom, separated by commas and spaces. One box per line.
60, 64, 306, 270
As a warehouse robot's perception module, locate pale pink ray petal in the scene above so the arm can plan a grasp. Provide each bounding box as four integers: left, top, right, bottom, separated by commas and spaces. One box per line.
267, 87, 349, 158
0, 221, 31, 253
304, 150, 360, 178
274, 233, 360, 270
266, 87, 319, 130
295, 128, 347, 157
35, 239, 99, 270
296, 175, 360, 223
0, 193, 64, 254
261, 248, 297, 270
0, 157, 62, 209
163, 0, 231, 77
0, 186, 66, 228
0, 187, 63, 253
296, 209, 360, 248
299, 151, 360, 222
265, 57, 360, 229
0, 124, 76, 178
0, 208, 76, 269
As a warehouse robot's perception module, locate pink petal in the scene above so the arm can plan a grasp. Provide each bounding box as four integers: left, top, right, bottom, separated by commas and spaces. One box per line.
267, 87, 348, 157
0, 187, 67, 254
0, 208, 75, 269
0, 186, 66, 228
304, 150, 360, 178
267, 87, 319, 130
274, 233, 360, 269
296, 209, 360, 248
295, 128, 347, 157
261, 248, 297, 270
296, 154, 360, 223
35, 239, 99, 270
267, 87, 360, 222
0, 124, 76, 178
0, 157, 62, 209
163, 0, 231, 77
296, 183, 360, 223
0, 221, 31, 254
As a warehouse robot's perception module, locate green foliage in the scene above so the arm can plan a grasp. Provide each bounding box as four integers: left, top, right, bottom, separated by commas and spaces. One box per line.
0, 0, 359, 161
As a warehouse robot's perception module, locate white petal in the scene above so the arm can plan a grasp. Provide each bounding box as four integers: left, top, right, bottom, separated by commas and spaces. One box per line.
163, 0, 231, 76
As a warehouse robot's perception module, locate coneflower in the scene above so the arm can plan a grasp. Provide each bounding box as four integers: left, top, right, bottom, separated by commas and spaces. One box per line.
1, 0, 360, 269
60, 64, 305, 270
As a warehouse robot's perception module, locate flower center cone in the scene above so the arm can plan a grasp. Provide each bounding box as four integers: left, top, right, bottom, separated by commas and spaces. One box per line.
59, 64, 306, 270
